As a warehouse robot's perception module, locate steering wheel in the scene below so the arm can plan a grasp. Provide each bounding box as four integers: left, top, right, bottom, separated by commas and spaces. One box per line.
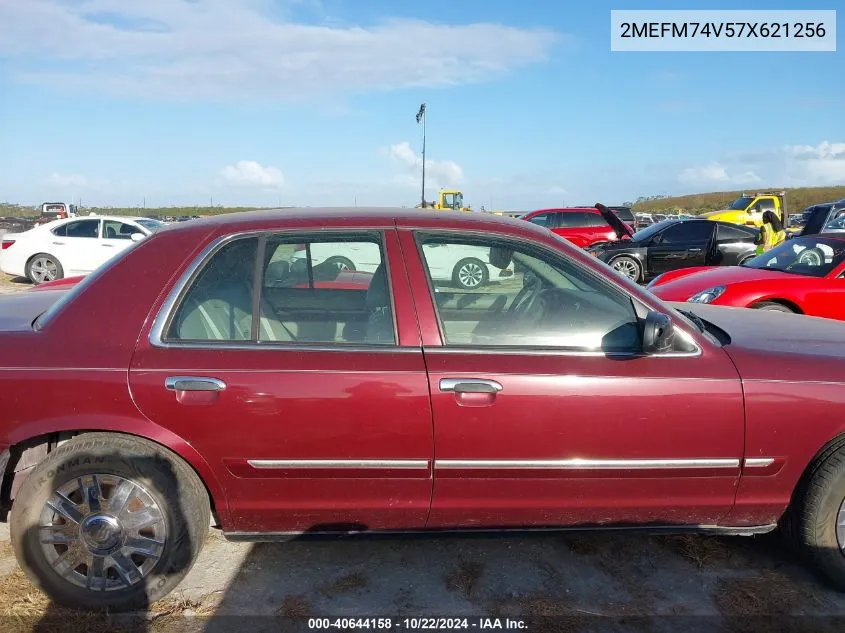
519, 288, 584, 330
509, 274, 542, 315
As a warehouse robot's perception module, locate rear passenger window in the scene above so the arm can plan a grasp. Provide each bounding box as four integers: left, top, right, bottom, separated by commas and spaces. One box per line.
165, 234, 395, 345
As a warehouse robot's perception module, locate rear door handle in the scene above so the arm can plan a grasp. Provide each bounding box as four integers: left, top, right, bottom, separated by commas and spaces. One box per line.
165, 376, 227, 392
688, 248, 702, 252
440, 378, 503, 394
102, 243, 115, 248
52, 242, 65, 246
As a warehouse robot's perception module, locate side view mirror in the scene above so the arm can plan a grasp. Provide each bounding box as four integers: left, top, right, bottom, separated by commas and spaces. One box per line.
130, 233, 146, 242
642, 311, 675, 354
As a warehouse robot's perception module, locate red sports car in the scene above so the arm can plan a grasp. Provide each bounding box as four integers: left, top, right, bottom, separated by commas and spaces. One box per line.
519, 206, 633, 248
647, 235, 845, 318
4, 208, 845, 611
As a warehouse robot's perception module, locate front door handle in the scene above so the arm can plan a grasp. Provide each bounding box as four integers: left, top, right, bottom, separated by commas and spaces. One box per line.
52, 241, 65, 246
688, 248, 702, 253
165, 376, 227, 392
440, 378, 503, 394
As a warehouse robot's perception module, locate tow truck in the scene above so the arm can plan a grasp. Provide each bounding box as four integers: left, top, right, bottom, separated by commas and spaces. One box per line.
702, 191, 787, 228
34, 202, 79, 226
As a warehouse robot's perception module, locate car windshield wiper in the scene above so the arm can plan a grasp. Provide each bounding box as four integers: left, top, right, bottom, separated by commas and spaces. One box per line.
676, 309, 706, 333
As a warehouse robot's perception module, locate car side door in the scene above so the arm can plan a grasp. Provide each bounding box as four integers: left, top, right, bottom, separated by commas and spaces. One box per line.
101, 220, 143, 263
129, 228, 434, 534
49, 219, 102, 275
397, 227, 744, 528
647, 221, 715, 275
714, 223, 757, 265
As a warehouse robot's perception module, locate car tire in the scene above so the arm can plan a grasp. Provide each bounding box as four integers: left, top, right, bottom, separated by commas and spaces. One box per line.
786, 445, 845, 590
452, 258, 489, 290
25, 253, 64, 285
737, 255, 755, 266
751, 301, 794, 313
10, 432, 210, 612
609, 256, 642, 283
324, 256, 356, 272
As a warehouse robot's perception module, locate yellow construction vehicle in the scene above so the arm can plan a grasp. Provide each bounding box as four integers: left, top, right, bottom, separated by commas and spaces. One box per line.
702, 191, 787, 228
417, 189, 473, 212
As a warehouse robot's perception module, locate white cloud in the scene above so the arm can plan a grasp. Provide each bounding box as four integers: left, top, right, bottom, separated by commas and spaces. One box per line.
677, 161, 761, 186
385, 141, 464, 188
0, 1, 558, 101
677, 141, 845, 190
45, 173, 88, 188
781, 141, 845, 184
220, 161, 284, 188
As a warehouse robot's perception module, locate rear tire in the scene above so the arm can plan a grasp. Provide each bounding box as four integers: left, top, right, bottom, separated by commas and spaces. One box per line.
786, 446, 845, 591
751, 301, 794, 313
10, 433, 210, 611
25, 253, 63, 285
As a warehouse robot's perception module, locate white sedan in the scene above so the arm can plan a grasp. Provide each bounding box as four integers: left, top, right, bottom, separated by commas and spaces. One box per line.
0, 216, 164, 284
289, 241, 513, 290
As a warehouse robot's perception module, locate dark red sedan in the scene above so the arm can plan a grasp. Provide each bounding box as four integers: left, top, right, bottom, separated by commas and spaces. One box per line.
3, 208, 845, 611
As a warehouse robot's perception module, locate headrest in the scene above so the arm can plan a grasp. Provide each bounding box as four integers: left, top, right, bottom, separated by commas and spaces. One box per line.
366, 264, 389, 310
489, 246, 513, 269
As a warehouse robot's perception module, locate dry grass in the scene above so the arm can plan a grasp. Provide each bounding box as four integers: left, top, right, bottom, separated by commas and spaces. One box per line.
659, 534, 741, 569
319, 572, 368, 597
276, 595, 313, 620
714, 571, 835, 633
0, 569, 225, 633
445, 560, 484, 599
0, 569, 130, 633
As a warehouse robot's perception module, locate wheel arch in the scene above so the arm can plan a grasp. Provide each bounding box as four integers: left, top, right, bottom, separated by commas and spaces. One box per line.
784, 432, 845, 520
0, 424, 228, 527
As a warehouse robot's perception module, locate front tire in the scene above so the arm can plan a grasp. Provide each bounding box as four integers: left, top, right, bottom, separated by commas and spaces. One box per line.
26, 253, 63, 285
324, 256, 356, 272
787, 446, 845, 590
609, 255, 642, 283
751, 301, 794, 313
10, 433, 210, 611
452, 258, 488, 290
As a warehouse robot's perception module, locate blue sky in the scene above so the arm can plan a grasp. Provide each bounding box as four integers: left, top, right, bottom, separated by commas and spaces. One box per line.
0, 0, 842, 211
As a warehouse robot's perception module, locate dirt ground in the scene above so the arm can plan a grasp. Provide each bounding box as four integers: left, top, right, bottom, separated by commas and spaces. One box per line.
2, 522, 845, 633
3, 275, 845, 631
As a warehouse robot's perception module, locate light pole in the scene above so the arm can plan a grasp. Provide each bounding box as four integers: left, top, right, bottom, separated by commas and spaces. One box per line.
416, 103, 426, 207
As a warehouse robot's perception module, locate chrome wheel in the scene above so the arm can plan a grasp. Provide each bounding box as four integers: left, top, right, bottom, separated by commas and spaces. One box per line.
837, 496, 845, 552
39, 474, 166, 592
611, 257, 640, 281
457, 262, 484, 288
797, 249, 822, 266
29, 257, 59, 283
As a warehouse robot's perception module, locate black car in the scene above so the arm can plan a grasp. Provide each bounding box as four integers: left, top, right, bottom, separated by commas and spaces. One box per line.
797, 201, 845, 237
585, 217, 759, 283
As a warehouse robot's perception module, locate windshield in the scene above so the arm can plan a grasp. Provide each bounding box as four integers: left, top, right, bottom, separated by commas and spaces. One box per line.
823, 210, 845, 231
631, 219, 676, 242
728, 196, 754, 210
741, 237, 845, 277
135, 218, 165, 232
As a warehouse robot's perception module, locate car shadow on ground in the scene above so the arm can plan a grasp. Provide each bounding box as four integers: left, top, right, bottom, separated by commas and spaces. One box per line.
5, 450, 845, 633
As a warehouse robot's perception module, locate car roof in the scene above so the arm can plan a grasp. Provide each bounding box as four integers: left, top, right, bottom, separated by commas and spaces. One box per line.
525, 207, 600, 214
153, 207, 553, 235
